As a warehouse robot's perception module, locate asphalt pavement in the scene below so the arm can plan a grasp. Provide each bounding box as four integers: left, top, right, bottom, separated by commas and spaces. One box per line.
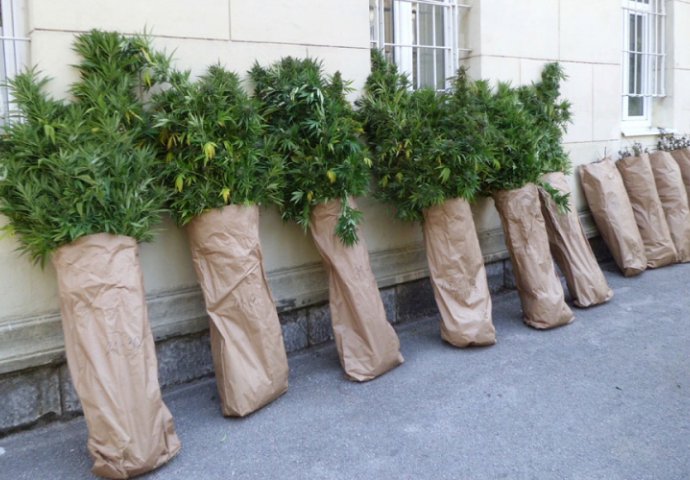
1, 261, 689, 480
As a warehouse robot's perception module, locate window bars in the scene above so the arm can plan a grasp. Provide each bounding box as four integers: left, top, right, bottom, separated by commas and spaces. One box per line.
0, 0, 29, 125
621, 0, 665, 121
369, 0, 470, 90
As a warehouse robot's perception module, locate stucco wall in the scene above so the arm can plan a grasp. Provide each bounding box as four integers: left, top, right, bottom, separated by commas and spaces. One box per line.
466, 0, 689, 209
1, 0, 688, 374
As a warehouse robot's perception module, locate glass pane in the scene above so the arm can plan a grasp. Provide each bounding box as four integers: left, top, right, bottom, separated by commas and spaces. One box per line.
411, 2, 417, 46
419, 47, 434, 88
629, 53, 643, 94
629, 14, 644, 52
436, 49, 445, 89
634, 15, 643, 52
369, 0, 376, 45
384, 0, 393, 46
416, 3, 446, 89
418, 3, 434, 88
435, 5, 444, 47
627, 13, 645, 96
419, 3, 434, 46
628, 97, 644, 117
435, 6, 445, 88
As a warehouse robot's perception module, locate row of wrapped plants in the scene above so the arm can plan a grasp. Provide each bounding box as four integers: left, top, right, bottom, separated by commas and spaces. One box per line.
580, 134, 690, 278
358, 52, 612, 339
0, 29, 610, 479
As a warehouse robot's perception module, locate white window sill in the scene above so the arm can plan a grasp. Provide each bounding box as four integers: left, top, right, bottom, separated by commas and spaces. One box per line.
621, 126, 675, 138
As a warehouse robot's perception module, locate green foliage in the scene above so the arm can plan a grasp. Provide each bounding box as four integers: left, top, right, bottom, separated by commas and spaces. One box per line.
537, 179, 571, 214
0, 30, 170, 265
479, 80, 542, 194
249, 57, 370, 245
518, 62, 572, 175
151, 65, 283, 225
70, 29, 171, 141
358, 51, 486, 222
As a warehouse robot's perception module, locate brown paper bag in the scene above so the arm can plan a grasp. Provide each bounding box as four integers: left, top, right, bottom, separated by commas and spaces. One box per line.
538, 172, 613, 307
422, 198, 496, 346
579, 159, 646, 276
493, 184, 574, 329
670, 148, 690, 199
648, 151, 690, 262
617, 153, 677, 267
309, 198, 403, 381
52, 234, 180, 479
186, 205, 289, 417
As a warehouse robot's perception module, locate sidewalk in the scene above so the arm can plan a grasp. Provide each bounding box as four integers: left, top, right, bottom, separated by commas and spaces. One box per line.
1, 262, 689, 480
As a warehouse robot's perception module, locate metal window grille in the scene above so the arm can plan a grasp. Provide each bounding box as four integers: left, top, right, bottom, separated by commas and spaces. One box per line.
0, 0, 29, 125
369, 0, 470, 90
621, 0, 665, 101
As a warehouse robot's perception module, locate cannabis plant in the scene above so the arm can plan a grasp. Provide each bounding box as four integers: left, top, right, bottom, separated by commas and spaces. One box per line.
0, 30, 170, 265
249, 57, 370, 245
618, 142, 648, 159
657, 131, 690, 152
151, 65, 282, 225
479, 81, 541, 192
518, 62, 572, 175
358, 51, 485, 222
478, 79, 569, 210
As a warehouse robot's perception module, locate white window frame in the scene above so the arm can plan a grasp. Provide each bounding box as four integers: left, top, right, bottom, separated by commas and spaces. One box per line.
0, 0, 29, 124
369, 0, 470, 90
621, 0, 665, 131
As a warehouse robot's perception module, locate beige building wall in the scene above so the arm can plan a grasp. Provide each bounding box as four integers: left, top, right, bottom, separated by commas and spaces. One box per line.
1, 0, 687, 374
466, 0, 690, 209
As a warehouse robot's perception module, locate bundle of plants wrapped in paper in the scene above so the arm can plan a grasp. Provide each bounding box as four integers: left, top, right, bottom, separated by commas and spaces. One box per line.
151, 64, 289, 416
519, 63, 612, 307
650, 132, 690, 262
0, 30, 180, 478
617, 142, 677, 267
658, 131, 690, 198
249, 57, 403, 381
358, 51, 495, 347
657, 130, 690, 198
478, 78, 574, 329
579, 153, 647, 277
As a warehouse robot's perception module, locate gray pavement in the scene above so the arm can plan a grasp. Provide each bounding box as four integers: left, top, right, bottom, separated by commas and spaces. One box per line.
1, 262, 689, 480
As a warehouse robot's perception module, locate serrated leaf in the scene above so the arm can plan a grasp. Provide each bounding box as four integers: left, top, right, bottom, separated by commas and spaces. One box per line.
203, 142, 217, 160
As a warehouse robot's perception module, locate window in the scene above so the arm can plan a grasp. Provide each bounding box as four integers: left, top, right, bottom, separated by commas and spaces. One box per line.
621, 0, 665, 128
369, 0, 469, 90
0, 0, 29, 124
